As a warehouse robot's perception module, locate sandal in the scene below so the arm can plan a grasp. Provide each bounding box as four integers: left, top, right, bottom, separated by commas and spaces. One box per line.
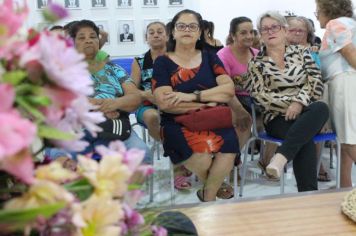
174, 175, 192, 190
216, 182, 234, 199
318, 172, 331, 182
196, 188, 206, 202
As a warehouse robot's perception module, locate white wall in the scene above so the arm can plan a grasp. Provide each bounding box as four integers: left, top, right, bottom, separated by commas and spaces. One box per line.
24, 0, 356, 57
26, 0, 200, 58
199, 0, 356, 45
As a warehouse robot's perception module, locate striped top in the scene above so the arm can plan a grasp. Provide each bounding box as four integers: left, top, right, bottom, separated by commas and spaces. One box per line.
248, 45, 324, 124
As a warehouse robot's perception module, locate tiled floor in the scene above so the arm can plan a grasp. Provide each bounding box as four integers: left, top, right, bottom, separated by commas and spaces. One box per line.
133, 125, 356, 208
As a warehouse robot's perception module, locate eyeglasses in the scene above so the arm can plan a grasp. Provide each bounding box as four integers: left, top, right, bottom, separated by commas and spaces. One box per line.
288, 28, 306, 35
175, 22, 200, 32
260, 24, 282, 35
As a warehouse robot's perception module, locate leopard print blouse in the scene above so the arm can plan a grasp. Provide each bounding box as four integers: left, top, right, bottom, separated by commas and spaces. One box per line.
247, 45, 324, 125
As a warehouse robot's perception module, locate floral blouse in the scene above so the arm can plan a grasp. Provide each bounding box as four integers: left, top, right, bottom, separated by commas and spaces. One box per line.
248, 45, 324, 124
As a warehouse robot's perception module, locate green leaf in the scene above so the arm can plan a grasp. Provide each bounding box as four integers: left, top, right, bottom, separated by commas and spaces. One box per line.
64, 179, 93, 201
27, 95, 52, 107
15, 96, 45, 121
15, 83, 41, 95
0, 203, 65, 231
2, 71, 27, 86
38, 125, 75, 140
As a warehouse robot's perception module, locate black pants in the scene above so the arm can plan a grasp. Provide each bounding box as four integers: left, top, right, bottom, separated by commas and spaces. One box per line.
265, 101, 329, 192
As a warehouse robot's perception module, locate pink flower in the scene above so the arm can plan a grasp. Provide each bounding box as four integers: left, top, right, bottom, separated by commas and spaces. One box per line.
43, 3, 68, 23
95, 141, 127, 157
0, 0, 28, 46
122, 149, 145, 173
136, 164, 154, 177
151, 225, 168, 236
122, 204, 144, 233
0, 112, 36, 159
20, 32, 93, 96
1, 149, 34, 184
0, 84, 15, 112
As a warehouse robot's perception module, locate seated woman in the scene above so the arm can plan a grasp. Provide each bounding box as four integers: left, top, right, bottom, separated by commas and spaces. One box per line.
201, 20, 224, 54
131, 21, 192, 190
45, 20, 152, 166
152, 9, 239, 201
249, 11, 329, 192
286, 15, 330, 182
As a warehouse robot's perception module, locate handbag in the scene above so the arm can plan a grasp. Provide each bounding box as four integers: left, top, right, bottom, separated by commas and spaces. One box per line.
174, 105, 233, 131
97, 113, 131, 141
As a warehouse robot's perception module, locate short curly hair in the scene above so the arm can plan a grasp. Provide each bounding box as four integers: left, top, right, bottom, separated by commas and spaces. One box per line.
316, 0, 354, 19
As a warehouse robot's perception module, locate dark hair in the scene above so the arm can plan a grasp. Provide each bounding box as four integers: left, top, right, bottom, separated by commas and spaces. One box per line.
226, 16, 252, 45
63, 20, 79, 34
167, 9, 205, 52
202, 20, 215, 39
165, 21, 172, 36
49, 25, 64, 31
316, 0, 354, 19
68, 20, 99, 39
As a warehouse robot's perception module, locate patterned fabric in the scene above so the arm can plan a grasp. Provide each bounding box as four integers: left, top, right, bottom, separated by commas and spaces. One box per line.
135, 50, 154, 91
91, 62, 130, 99
152, 50, 239, 164
319, 17, 356, 80
248, 45, 324, 125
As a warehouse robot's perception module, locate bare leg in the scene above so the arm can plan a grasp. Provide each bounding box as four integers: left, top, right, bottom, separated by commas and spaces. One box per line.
235, 128, 251, 150
204, 153, 235, 201
183, 153, 212, 183
340, 144, 356, 187
142, 109, 161, 141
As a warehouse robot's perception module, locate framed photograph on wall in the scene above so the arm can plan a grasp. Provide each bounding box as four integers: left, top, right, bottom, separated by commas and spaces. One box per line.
168, 0, 183, 7
95, 21, 110, 44
64, 0, 80, 9
117, 0, 132, 8
92, 0, 106, 8
142, 0, 158, 8
37, 0, 48, 9
117, 20, 135, 43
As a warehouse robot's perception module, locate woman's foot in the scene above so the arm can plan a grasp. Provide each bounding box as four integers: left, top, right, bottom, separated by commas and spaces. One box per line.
266, 153, 287, 179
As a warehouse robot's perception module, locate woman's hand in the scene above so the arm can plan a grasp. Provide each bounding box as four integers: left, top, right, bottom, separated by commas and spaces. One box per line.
97, 99, 119, 113
232, 106, 251, 132
285, 102, 303, 121
164, 91, 195, 106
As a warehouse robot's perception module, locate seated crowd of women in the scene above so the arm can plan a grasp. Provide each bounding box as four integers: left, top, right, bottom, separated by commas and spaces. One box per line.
45, 0, 356, 202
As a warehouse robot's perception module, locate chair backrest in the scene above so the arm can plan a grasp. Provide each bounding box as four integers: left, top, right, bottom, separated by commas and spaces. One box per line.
110, 58, 134, 75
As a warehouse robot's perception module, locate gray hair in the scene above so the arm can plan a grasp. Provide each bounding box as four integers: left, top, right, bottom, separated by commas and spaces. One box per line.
287, 16, 316, 45
257, 11, 288, 31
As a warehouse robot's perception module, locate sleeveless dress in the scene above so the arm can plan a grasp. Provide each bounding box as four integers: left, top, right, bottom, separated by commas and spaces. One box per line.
134, 50, 157, 124
152, 50, 239, 164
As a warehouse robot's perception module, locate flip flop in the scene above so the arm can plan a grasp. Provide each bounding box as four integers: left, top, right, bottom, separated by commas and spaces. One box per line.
174, 175, 192, 190
216, 182, 234, 199
197, 188, 206, 202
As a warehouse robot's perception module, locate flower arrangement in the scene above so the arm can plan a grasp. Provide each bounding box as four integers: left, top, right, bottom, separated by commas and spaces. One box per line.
0, 1, 165, 235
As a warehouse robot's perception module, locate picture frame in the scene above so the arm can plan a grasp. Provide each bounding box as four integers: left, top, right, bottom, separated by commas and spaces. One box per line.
95, 21, 110, 45
168, 0, 183, 7
117, 20, 135, 43
117, 0, 132, 8
142, 0, 158, 8
37, 0, 48, 9
64, 0, 80, 9
91, 0, 107, 8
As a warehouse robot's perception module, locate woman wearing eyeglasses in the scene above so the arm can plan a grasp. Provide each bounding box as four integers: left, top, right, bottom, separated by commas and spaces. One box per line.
315, 0, 356, 187
249, 11, 329, 192
152, 9, 239, 201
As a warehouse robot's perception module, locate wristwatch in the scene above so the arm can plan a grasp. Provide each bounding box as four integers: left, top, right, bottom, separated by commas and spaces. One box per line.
193, 90, 201, 102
